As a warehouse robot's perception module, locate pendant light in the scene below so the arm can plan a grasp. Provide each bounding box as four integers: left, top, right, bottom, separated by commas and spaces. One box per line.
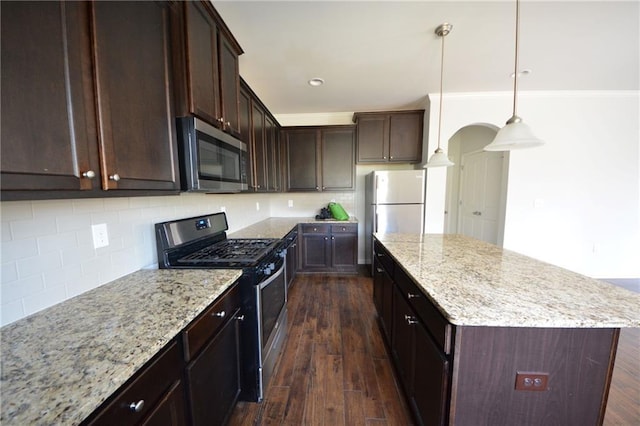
425, 23, 454, 168
485, 0, 544, 151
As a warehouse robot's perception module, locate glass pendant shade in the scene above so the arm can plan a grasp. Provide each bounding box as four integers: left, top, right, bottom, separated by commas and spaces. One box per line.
425, 148, 454, 167
484, 115, 544, 151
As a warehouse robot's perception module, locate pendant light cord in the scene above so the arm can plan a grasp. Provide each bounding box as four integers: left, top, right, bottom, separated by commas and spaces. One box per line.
511, 0, 520, 118
437, 29, 446, 150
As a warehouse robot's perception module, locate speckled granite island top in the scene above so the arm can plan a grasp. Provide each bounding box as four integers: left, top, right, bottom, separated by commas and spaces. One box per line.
0, 268, 241, 426
229, 216, 358, 239
375, 233, 640, 328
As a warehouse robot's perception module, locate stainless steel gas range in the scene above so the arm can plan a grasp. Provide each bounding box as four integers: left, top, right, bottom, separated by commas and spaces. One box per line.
155, 212, 287, 402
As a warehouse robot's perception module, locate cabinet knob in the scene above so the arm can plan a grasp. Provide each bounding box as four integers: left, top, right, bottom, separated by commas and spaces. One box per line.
212, 310, 226, 318
226, 121, 231, 127
235, 314, 245, 321
376, 268, 383, 273
322, 186, 326, 190
82, 170, 96, 179
109, 173, 120, 182
408, 293, 420, 299
324, 237, 328, 240
316, 186, 320, 191
405, 314, 418, 325
313, 227, 317, 231
390, 156, 394, 159
383, 156, 387, 159
129, 400, 145, 413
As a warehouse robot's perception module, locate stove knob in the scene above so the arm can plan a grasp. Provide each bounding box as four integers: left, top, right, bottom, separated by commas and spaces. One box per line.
263, 266, 272, 275
279, 249, 287, 258
269, 262, 275, 270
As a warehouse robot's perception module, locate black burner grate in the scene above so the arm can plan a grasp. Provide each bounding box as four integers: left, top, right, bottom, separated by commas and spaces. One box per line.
178, 238, 278, 265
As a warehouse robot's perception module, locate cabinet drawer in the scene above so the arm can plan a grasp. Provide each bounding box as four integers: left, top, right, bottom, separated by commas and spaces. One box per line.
86, 341, 182, 426
330, 224, 356, 233
394, 267, 452, 354
183, 283, 240, 361
301, 223, 330, 234
374, 241, 394, 275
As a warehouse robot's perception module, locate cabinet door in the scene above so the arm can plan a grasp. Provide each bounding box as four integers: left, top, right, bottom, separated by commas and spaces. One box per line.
140, 381, 187, 426
239, 85, 255, 190
186, 311, 241, 426
356, 115, 389, 163
301, 234, 331, 270
388, 113, 423, 162
321, 128, 355, 191
1, 1, 97, 192
285, 129, 319, 191
251, 103, 268, 192
92, 1, 179, 191
413, 322, 449, 426
373, 259, 394, 342
218, 33, 240, 135
265, 116, 280, 192
185, 0, 219, 125
392, 285, 415, 395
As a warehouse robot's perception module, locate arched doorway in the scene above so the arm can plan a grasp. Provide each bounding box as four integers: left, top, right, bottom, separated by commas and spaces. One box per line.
444, 124, 509, 246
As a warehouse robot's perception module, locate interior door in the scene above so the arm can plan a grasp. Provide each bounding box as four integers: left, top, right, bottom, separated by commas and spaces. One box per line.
458, 150, 503, 244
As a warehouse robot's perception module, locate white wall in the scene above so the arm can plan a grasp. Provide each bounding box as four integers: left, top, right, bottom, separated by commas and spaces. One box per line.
425, 91, 640, 279
0, 191, 354, 326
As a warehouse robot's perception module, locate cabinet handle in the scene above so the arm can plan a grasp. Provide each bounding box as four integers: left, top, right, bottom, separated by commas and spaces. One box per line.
322, 186, 326, 190
390, 156, 394, 159
324, 237, 328, 240
408, 293, 420, 299
331, 236, 335, 240
129, 400, 145, 413
472, 211, 482, 216
212, 310, 226, 318
316, 186, 320, 191
235, 314, 245, 321
383, 156, 387, 159
405, 314, 418, 325
376, 268, 384, 273
226, 121, 231, 127
109, 173, 120, 182
82, 170, 96, 179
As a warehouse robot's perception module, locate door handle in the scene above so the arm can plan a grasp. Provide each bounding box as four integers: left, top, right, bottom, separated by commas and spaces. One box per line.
472, 211, 482, 216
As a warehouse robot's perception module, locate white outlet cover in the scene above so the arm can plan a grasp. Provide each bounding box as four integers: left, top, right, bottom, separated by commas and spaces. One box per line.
288, 200, 293, 208
256, 202, 260, 211
91, 223, 109, 249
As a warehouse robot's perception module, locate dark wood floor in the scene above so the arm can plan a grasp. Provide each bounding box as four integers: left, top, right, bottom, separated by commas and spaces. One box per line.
229, 274, 639, 426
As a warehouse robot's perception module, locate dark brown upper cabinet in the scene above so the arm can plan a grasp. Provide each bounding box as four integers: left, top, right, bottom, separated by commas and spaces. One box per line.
1, 1, 180, 200
283, 126, 355, 192
353, 110, 424, 164
240, 79, 281, 193
172, 1, 243, 136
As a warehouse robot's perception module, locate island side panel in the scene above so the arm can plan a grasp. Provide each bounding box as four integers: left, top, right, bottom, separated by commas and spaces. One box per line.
449, 326, 619, 426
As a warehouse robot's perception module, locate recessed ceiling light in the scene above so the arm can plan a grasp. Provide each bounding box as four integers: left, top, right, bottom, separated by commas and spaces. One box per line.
308, 78, 325, 87
510, 69, 531, 78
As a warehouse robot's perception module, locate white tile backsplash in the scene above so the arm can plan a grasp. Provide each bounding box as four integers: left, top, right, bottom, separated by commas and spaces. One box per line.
0, 191, 346, 326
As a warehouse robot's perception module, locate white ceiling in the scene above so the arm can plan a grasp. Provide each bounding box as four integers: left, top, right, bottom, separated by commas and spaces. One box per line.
213, 1, 639, 115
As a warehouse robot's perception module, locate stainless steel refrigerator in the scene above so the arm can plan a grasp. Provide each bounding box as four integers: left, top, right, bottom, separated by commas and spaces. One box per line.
365, 170, 426, 264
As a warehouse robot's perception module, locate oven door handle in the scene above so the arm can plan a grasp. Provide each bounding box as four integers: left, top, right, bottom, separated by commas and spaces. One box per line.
258, 261, 285, 290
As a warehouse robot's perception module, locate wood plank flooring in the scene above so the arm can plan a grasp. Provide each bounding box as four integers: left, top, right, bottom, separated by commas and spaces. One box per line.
229, 274, 639, 426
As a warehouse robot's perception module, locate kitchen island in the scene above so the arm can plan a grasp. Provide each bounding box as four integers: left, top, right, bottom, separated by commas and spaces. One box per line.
0, 268, 241, 425
373, 233, 639, 426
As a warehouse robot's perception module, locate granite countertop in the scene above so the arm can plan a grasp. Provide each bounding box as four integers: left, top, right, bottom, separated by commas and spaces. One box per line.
375, 233, 640, 328
0, 268, 241, 426
229, 216, 358, 239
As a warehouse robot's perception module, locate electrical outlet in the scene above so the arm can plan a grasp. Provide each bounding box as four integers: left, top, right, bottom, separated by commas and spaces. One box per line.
515, 372, 549, 391
288, 200, 293, 208
256, 202, 260, 211
91, 224, 109, 249
220, 206, 226, 213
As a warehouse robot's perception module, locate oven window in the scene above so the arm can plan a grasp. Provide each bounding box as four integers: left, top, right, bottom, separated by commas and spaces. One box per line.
260, 270, 286, 347
198, 136, 241, 182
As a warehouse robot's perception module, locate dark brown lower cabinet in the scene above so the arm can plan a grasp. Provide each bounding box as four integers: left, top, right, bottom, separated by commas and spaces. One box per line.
83, 341, 187, 426
299, 223, 357, 273
185, 308, 241, 426
374, 239, 620, 426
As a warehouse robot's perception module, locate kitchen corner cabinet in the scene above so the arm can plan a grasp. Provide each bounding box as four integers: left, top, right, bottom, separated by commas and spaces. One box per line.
353, 110, 424, 163
283, 126, 355, 192
83, 341, 187, 426
173, 0, 243, 136
299, 223, 357, 273
1, 1, 181, 200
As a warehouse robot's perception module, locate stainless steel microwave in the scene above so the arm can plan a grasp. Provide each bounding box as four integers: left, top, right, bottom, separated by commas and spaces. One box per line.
177, 116, 248, 193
